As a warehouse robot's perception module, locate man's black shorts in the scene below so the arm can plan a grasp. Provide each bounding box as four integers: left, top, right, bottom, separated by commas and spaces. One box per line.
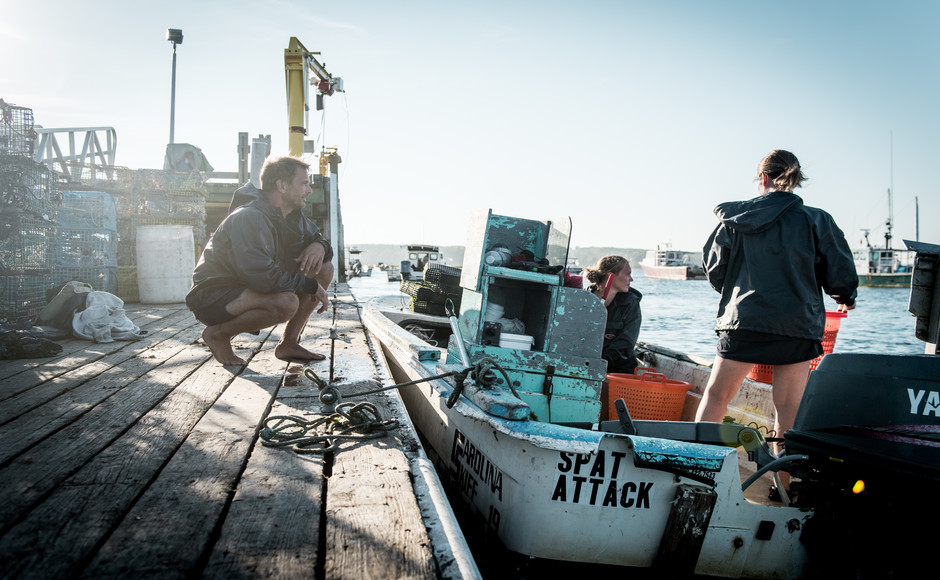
186, 286, 246, 326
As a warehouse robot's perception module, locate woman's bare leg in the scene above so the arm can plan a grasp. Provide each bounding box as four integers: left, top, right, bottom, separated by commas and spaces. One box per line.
695, 356, 753, 422
770, 360, 812, 489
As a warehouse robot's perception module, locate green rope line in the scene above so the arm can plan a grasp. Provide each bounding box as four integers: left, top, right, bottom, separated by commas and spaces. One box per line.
260, 401, 399, 455
298, 357, 522, 417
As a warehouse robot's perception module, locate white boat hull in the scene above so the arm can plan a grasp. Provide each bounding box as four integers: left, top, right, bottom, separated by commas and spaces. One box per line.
364, 297, 810, 578
639, 263, 705, 280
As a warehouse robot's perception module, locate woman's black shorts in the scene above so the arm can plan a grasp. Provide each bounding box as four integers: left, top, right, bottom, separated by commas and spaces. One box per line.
716, 330, 822, 365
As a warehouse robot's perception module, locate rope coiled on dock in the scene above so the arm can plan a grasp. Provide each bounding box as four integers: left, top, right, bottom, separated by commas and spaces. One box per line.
260, 401, 399, 455
262, 358, 524, 456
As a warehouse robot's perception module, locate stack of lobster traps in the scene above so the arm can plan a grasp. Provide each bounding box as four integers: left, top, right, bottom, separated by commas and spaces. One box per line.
64, 166, 208, 302
399, 263, 462, 316
52, 191, 119, 294
0, 100, 61, 326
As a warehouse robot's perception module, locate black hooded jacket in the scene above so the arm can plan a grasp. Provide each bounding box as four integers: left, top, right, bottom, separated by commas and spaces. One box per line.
187, 190, 330, 298
703, 190, 858, 341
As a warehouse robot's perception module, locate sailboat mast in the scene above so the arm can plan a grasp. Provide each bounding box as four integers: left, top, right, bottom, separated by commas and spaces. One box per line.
885, 132, 894, 249
885, 187, 893, 249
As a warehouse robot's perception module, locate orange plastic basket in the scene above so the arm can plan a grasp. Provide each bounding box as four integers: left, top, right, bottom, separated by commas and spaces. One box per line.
606, 367, 691, 421
746, 310, 847, 384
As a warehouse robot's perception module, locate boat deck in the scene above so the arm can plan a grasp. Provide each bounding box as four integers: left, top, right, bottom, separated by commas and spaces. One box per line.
0, 283, 474, 579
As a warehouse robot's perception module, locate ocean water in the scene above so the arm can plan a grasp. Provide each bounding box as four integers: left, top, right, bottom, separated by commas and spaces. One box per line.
349, 270, 927, 359
632, 274, 925, 358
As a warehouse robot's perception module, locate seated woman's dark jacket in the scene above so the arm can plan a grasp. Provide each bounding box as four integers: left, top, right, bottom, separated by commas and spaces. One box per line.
588, 285, 643, 374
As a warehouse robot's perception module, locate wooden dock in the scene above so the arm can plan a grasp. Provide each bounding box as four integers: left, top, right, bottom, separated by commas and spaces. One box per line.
0, 283, 480, 579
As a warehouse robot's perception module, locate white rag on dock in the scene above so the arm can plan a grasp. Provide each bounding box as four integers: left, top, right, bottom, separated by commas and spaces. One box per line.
71, 292, 146, 343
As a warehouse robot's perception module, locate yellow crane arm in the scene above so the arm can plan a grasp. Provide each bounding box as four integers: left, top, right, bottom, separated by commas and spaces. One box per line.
284, 37, 342, 157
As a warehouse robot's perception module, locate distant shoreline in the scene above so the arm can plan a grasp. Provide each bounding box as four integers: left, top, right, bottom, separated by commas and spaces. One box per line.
345, 244, 652, 270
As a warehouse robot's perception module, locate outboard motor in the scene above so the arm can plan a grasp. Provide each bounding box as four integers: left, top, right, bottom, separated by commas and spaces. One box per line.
786, 240, 940, 577
786, 354, 940, 576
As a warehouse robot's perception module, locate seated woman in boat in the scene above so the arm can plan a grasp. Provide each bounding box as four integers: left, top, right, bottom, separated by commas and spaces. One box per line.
695, 149, 858, 498
584, 256, 642, 374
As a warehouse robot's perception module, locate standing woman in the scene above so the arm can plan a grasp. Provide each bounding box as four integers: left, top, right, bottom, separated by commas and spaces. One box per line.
584, 256, 642, 374
695, 150, 858, 496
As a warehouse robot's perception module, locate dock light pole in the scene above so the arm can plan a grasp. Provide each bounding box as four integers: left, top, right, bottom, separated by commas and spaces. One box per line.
167, 28, 183, 144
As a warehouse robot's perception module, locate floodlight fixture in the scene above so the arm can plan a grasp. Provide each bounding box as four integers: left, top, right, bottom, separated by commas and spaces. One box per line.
167, 28, 183, 45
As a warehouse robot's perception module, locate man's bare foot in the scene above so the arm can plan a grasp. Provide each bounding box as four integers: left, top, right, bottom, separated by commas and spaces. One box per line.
275, 343, 326, 362
203, 327, 246, 365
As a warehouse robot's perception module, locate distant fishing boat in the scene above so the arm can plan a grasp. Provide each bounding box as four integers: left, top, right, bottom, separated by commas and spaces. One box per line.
346, 246, 371, 277
401, 244, 444, 281
853, 189, 914, 288
639, 245, 705, 280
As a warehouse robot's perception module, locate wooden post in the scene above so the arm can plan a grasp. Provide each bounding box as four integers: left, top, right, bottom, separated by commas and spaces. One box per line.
654, 483, 718, 575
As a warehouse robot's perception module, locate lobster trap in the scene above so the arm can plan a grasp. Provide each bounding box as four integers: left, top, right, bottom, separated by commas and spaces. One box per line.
0, 272, 50, 325
56, 228, 118, 268
0, 155, 62, 217
57, 191, 118, 230
0, 101, 36, 156
0, 212, 55, 273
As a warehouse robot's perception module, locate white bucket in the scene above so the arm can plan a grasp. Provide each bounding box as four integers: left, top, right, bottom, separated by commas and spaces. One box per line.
136, 225, 195, 304
499, 332, 534, 351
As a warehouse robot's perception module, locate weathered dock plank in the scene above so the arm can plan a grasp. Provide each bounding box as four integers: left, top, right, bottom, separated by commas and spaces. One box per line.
322, 293, 437, 580
203, 403, 327, 580
0, 351, 231, 578
80, 338, 288, 579
0, 324, 206, 465
0, 284, 475, 579
203, 325, 328, 579
0, 312, 204, 423
0, 342, 213, 532
0, 308, 197, 397
0, 304, 190, 384
326, 430, 437, 580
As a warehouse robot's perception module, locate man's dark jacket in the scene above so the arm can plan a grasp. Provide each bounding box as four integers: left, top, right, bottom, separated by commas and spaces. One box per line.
187, 186, 331, 298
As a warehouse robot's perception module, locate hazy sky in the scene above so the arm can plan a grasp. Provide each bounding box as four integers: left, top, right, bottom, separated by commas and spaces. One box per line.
3, 0, 937, 254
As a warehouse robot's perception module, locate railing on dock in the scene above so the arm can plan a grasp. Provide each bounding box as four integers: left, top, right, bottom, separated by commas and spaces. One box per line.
33, 127, 118, 182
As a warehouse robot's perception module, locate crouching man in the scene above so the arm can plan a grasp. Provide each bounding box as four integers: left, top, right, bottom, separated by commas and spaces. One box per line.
186, 156, 334, 365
